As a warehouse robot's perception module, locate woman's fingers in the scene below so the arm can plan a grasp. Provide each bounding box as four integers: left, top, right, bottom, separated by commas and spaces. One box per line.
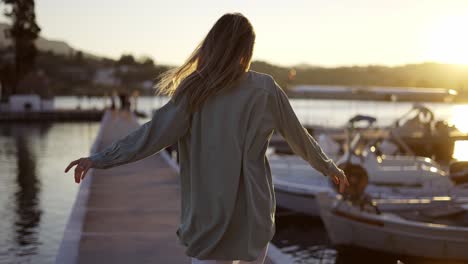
65, 159, 80, 173
66, 158, 92, 184
331, 169, 349, 194
81, 165, 91, 180
332, 175, 339, 185
74, 164, 82, 184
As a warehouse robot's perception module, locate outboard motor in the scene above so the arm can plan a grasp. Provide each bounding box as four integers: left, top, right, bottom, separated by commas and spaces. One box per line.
330, 115, 376, 201
449, 161, 468, 185
332, 115, 375, 200
330, 162, 380, 214
330, 114, 380, 213
331, 163, 369, 201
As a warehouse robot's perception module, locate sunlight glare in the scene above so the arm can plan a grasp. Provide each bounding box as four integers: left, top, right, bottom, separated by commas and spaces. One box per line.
425, 15, 468, 65
453, 141, 468, 161
450, 105, 468, 133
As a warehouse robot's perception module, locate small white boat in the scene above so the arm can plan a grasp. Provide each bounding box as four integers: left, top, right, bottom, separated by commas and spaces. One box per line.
270, 154, 330, 216
316, 192, 468, 261
270, 110, 468, 217
332, 114, 452, 190
270, 154, 468, 216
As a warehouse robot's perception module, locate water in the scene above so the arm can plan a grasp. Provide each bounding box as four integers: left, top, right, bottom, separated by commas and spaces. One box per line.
54, 96, 465, 128
0, 96, 467, 263
0, 122, 99, 263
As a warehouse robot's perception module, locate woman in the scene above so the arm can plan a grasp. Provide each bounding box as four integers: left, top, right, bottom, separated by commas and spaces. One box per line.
65, 12, 348, 264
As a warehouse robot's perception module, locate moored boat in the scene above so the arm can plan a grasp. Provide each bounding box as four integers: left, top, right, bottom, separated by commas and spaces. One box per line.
316, 192, 468, 261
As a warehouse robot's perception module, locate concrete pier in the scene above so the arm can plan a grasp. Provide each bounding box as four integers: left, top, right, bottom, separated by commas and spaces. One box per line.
0, 109, 105, 122
0, 109, 148, 122
57, 110, 276, 264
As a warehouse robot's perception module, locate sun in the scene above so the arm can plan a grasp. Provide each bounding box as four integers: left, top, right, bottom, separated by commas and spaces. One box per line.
425, 15, 468, 65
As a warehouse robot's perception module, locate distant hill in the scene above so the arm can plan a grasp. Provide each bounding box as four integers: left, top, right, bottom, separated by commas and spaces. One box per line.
0, 22, 96, 58
1, 21, 467, 99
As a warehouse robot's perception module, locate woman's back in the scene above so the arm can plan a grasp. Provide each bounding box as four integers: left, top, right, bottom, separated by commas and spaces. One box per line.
177, 68, 343, 260
177, 70, 278, 260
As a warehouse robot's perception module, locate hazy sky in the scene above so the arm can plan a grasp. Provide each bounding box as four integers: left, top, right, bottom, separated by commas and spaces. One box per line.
1, 0, 468, 66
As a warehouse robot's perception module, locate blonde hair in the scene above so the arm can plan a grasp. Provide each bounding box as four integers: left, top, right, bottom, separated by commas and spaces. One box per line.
154, 12, 256, 114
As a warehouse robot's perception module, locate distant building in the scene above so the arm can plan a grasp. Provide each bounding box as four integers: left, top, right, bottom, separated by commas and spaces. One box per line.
8, 94, 54, 111
0, 70, 55, 112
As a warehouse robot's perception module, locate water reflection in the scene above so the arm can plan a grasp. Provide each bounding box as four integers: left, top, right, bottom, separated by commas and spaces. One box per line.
1, 122, 98, 263
13, 126, 42, 255
0, 124, 53, 260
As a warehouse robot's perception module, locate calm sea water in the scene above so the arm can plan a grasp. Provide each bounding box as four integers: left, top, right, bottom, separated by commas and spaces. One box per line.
0, 96, 467, 263
55, 95, 468, 128
0, 122, 100, 264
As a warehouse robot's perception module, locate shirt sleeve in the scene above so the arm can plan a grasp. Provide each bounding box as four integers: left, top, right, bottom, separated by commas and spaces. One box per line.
268, 76, 341, 177
88, 95, 190, 169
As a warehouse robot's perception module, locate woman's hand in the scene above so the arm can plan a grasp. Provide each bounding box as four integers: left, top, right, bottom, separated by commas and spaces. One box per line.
329, 167, 349, 193
64, 157, 93, 184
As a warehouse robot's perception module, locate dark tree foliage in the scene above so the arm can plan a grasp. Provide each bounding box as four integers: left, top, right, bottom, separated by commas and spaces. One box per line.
117, 54, 136, 66
2, 0, 41, 95
140, 56, 154, 67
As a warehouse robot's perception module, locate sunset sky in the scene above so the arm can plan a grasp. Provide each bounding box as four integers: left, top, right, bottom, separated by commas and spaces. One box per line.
1, 0, 468, 67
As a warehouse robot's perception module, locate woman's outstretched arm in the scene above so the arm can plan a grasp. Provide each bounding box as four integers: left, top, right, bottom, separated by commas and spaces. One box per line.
267, 75, 348, 191
87, 96, 190, 170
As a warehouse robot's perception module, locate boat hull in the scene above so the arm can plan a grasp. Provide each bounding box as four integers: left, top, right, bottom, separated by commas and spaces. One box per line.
317, 193, 468, 261
274, 186, 320, 216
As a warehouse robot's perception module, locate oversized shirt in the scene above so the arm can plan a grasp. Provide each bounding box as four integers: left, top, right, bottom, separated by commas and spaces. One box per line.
88, 70, 341, 261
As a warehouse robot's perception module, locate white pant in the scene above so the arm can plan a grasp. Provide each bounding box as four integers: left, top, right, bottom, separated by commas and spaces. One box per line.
191, 243, 269, 264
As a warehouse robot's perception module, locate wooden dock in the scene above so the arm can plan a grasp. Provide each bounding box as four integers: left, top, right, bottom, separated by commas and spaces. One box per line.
57, 110, 276, 264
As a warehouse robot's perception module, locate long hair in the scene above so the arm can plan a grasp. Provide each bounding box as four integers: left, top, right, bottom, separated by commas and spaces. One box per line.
154, 12, 256, 114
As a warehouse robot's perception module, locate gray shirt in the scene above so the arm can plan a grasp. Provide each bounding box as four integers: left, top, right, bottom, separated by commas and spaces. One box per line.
89, 70, 341, 261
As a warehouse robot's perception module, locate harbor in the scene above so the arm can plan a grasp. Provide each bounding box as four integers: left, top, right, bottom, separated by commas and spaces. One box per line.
55, 101, 468, 263
2, 1, 468, 263
267, 106, 468, 263
1, 96, 468, 263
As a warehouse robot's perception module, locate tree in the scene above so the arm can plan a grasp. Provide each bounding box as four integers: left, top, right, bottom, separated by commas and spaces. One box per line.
139, 55, 155, 67
74, 50, 84, 64
117, 54, 136, 66
2, 0, 41, 95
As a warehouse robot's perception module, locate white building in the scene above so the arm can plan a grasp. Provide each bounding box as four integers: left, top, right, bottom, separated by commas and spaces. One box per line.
8, 94, 54, 112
